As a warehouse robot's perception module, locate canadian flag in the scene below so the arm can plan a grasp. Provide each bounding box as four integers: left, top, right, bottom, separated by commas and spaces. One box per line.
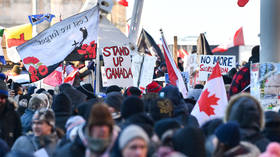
161, 32, 188, 98
191, 62, 228, 126
212, 27, 245, 53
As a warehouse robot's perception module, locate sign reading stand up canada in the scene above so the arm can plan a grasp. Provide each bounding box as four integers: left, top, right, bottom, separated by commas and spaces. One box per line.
99, 17, 133, 88
198, 55, 236, 81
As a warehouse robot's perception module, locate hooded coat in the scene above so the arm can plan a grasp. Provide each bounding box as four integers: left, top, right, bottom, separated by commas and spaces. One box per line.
225, 93, 269, 152
0, 100, 22, 148
159, 85, 199, 127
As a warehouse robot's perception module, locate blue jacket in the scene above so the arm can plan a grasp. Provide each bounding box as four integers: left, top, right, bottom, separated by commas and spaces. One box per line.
21, 109, 35, 134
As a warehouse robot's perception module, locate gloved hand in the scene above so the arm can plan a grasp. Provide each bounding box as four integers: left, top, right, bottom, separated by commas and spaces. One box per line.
87, 61, 95, 70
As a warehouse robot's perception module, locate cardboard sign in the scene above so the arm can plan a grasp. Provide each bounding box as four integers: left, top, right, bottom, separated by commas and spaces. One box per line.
131, 54, 156, 89
198, 55, 236, 81
102, 46, 133, 88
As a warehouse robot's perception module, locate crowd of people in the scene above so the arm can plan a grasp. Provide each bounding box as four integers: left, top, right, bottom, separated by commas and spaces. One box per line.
0, 45, 280, 157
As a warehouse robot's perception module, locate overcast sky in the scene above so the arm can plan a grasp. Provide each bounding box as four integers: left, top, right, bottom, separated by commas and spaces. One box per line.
126, 0, 260, 45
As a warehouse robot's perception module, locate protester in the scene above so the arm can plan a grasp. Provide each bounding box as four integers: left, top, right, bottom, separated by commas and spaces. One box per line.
21, 94, 45, 134
225, 93, 270, 152
0, 78, 22, 148
17, 94, 31, 116
105, 91, 124, 124
213, 122, 260, 157
52, 93, 72, 131
105, 85, 122, 94
123, 86, 142, 97
172, 127, 206, 157
0, 138, 9, 157
12, 108, 59, 156
262, 111, 280, 143
54, 103, 117, 157
229, 45, 259, 97
119, 125, 149, 157
121, 96, 144, 120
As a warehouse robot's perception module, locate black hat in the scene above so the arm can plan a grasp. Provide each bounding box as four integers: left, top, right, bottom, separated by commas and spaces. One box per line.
105, 92, 124, 112
105, 85, 121, 94
52, 93, 72, 114
121, 96, 144, 119
76, 83, 96, 99
214, 122, 240, 147
124, 87, 142, 97
154, 118, 180, 139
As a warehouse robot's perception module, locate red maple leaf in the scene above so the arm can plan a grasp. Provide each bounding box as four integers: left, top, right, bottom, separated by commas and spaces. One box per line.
198, 89, 220, 116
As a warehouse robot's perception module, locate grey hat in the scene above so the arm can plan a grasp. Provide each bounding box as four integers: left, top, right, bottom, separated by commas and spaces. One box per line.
119, 125, 149, 149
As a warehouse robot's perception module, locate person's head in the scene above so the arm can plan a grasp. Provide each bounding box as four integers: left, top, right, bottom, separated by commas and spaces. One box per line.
52, 93, 72, 114
13, 83, 23, 95
119, 125, 149, 157
124, 87, 142, 98
146, 81, 162, 94
85, 104, 114, 154
225, 93, 264, 130
87, 103, 114, 139
248, 45, 260, 63
106, 85, 122, 94
104, 92, 124, 119
11, 65, 21, 75
28, 94, 45, 111
121, 96, 144, 119
65, 116, 85, 141
18, 94, 31, 108
0, 79, 8, 107
214, 122, 240, 152
150, 98, 173, 122
76, 83, 96, 99
32, 108, 55, 136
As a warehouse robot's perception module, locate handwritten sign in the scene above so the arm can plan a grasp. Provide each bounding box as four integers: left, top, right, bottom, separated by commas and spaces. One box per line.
198, 55, 236, 81
102, 46, 133, 88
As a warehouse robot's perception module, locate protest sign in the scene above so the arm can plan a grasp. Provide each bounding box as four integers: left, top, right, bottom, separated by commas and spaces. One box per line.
250, 63, 280, 111
99, 17, 133, 88
131, 54, 156, 89
17, 7, 99, 82
198, 55, 236, 81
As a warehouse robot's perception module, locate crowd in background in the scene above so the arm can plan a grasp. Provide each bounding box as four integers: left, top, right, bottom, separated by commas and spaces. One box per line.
1, 45, 280, 157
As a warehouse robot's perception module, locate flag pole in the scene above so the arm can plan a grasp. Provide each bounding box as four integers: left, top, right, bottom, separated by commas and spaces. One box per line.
32, 0, 37, 36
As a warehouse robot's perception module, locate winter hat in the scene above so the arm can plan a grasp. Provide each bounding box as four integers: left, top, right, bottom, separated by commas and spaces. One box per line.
259, 142, 280, 157
194, 84, 204, 89
37, 93, 49, 108
65, 116, 86, 140
186, 89, 202, 102
265, 111, 280, 127
126, 113, 155, 138
119, 125, 149, 149
150, 98, 173, 121
27, 86, 37, 95
87, 104, 114, 133
154, 118, 181, 139
35, 88, 46, 94
32, 108, 55, 129
105, 85, 122, 94
124, 86, 142, 97
0, 73, 6, 80
12, 82, 22, 92
52, 93, 72, 114
0, 79, 8, 97
59, 83, 72, 93
214, 122, 240, 147
201, 118, 223, 138
105, 91, 124, 112
47, 89, 54, 96
121, 96, 144, 119
76, 83, 96, 99
18, 94, 31, 108
28, 95, 45, 111
172, 127, 206, 157
146, 81, 162, 93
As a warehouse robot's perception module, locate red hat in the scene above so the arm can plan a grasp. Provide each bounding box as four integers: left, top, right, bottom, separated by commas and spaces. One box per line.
146, 81, 162, 93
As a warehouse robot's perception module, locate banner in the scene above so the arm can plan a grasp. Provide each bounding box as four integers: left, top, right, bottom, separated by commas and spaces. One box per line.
0, 28, 5, 64
198, 55, 236, 81
17, 7, 99, 82
4, 24, 32, 63
100, 17, 133, 88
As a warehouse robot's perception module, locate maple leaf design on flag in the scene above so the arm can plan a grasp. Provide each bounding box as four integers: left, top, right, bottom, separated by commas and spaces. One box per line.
198, 89, 220, 116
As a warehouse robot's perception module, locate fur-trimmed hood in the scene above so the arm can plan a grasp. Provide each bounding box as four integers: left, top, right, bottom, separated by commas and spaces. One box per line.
225, 93, 264, 130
